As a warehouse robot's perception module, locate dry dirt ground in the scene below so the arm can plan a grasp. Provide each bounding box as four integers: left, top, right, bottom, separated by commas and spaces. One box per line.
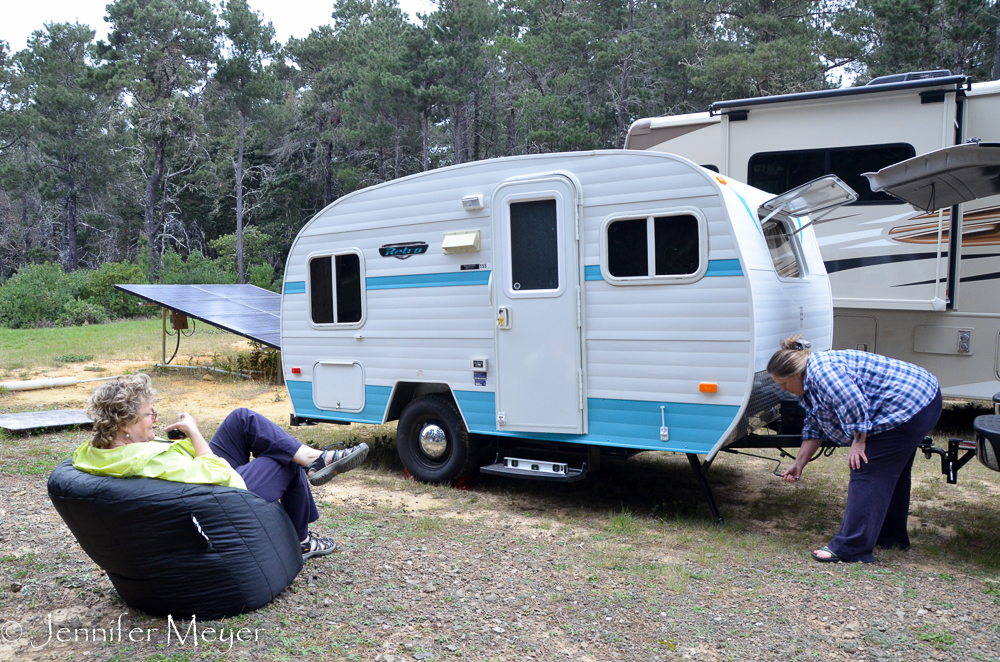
2, 362, 1000, 662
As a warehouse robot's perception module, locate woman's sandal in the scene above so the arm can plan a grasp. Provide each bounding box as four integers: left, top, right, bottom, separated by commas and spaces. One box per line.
306, 443, 370, 486
301, 532, 337, 560
811, 546, 843, 563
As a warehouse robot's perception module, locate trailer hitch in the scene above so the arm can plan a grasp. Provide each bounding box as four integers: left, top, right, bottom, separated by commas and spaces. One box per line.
917, 436, 976, 484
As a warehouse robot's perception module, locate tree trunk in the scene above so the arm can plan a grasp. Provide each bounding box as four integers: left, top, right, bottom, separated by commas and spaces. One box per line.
323, 139, 334, 207
62, 169, 78, 271
473, 92, 481, 162
993, 15, 1000, 81
453, 104, 464, 165
143, 139, 167, 278
236, 108, 245, 284
507, 104, 516, 156
585, 73, 594, 135
616, 4, 635, 149
422, 110, 429, 171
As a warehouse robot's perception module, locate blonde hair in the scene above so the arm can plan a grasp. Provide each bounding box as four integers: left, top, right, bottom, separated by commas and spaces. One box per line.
767, 335, 811, 379
86, 374, 155, 449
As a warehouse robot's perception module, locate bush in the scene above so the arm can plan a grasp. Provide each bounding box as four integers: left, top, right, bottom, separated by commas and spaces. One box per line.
60, 298, 109, 326
0, 263, 85, 328
160, 249, 236, 285
80, 262, 149, 319
248, 262, 278, 292
209, 227, 277, 274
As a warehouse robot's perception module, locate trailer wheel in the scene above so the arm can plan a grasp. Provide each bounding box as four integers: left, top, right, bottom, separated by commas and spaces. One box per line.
396, 395, 477, 484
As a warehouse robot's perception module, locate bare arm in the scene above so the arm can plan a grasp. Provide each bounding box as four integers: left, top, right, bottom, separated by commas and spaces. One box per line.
782, 438, 823, 482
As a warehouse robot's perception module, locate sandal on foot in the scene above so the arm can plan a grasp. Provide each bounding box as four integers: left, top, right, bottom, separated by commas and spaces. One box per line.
306, 443, 370, 486
301, 532, 337, 559
811, 546, 843, 563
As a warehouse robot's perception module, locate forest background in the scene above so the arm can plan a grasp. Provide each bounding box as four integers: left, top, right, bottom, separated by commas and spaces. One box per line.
0, 0, 998, 328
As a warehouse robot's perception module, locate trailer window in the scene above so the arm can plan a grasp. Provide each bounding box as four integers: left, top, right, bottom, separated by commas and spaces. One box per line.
763, 221, 803, 279
509, 199, 559, 291
309, 252, 365, 325
606, 213, 702, 280
749, 143, 915, 203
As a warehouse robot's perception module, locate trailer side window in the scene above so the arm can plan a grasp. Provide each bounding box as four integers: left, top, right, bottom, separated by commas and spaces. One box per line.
309, 252, 365, 325
762, 221, 802, 279
606, 213, 702, 281
749, 143, 915, 203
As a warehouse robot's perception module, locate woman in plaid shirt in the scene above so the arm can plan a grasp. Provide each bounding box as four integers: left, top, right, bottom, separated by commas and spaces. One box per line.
768, 336, 942, 563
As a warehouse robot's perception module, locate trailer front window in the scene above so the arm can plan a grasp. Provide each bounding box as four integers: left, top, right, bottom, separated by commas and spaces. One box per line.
763, 221, 803, 279
309, 251, 365, 326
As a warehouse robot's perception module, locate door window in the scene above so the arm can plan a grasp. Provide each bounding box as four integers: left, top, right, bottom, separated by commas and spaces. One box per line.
509, 199, 559, 292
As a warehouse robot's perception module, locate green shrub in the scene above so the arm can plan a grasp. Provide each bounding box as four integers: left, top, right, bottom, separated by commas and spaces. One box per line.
0, 263, 85, 328
209, 227, 277, 274
248, 262, 278, 292
159, 249, 236, 285
80, 262, 148, 319
60, 298, 109, 326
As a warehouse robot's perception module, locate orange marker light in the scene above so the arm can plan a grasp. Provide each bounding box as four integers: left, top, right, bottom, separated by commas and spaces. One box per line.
291, 367, 301, 375
699, 382, 718, 393
715, 176, 727, 185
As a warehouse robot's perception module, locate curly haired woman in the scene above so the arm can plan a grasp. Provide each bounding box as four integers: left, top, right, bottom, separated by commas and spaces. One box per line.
73, 373, 368, 560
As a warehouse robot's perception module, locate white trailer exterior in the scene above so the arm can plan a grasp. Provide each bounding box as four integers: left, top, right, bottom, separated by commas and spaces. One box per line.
626, 74, 1000, 401
280, 150, 832, 482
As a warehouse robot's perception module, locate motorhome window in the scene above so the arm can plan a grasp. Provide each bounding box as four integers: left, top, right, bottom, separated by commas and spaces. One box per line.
309, 256, 334, 324
309, 253, 363, 325
509, 199, 559, 291
654, 215, 700, 275
607, 214, 700, 278
748, 144, 915, 203
762, 221, 802, 279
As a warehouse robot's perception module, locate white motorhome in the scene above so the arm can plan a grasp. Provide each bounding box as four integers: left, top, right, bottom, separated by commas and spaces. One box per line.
279, 150, 835, 492
626, 72, 1000, 401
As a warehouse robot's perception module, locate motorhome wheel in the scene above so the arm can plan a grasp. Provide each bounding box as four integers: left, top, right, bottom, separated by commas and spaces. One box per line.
396, 395, 477, 483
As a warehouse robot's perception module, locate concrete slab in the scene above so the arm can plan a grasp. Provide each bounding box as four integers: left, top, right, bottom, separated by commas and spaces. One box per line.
0, 410, 93, 432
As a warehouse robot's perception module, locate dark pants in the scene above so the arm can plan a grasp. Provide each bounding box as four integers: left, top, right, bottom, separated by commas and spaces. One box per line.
209, 408, 319, 541
827, 390, 942, 563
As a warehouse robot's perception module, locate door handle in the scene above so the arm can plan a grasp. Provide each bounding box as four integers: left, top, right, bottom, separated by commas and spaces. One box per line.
497, 306, 512, 329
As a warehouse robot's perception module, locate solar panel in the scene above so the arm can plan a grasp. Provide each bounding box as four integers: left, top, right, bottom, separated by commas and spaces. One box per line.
115, 284, 282, 349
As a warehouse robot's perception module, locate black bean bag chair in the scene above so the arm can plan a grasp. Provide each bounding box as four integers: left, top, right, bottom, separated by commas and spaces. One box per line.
47, 459, 302, 620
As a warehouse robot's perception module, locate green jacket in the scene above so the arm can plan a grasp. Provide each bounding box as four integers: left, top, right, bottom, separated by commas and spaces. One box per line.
72, 438, 247, 490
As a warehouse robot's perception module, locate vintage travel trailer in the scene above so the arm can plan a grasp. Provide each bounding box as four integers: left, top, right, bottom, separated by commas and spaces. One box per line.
279, 150, 840, 492
625, 71, 1000, 401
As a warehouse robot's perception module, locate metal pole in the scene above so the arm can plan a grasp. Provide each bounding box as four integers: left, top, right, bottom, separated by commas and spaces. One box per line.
161, 307, 167, 364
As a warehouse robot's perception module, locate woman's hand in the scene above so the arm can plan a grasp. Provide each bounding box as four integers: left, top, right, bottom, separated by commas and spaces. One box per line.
848, 431, 868, 470
782, 438, 822, 483
782, 460, 805, 483
165, 413, 211, 457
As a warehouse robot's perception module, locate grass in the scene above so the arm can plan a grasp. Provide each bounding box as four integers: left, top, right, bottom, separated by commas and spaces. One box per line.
0, 318, 244, 375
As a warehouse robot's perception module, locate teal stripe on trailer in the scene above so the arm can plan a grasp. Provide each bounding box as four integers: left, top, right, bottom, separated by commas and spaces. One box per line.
453, 390, 738, 455
284, 281, 305, 294
366, 271, 491, 290
584, 265, 603, 281
705, 259, 743, 277
286, 381, 391, 424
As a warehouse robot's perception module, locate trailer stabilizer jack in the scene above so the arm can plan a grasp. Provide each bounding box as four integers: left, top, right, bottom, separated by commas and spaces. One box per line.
918, 436, 976, 484
687, 454, 724, 526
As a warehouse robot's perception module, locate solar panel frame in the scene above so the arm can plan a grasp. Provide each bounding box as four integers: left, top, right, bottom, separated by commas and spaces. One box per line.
114, 284, 282, 349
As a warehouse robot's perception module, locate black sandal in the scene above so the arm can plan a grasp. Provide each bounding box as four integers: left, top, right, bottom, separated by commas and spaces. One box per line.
306, 443, 370, 486
301, 532, 337, 559
811, 546, 843, 563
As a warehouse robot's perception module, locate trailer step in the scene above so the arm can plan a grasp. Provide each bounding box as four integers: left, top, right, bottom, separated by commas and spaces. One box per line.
479, 457, 587, 482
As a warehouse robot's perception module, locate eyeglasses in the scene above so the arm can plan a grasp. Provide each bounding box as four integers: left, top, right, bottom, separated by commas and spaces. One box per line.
139, 410, 158, 421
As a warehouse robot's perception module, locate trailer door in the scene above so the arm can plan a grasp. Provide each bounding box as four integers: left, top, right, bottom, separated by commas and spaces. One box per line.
492, 176, 585, 434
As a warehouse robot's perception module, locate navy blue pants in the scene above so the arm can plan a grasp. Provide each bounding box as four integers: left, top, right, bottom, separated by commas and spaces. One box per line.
826, 390, 942, 563
209, 408, 319, 541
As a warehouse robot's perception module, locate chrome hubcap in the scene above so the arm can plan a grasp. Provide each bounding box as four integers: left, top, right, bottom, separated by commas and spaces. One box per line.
418, 424, 448, 459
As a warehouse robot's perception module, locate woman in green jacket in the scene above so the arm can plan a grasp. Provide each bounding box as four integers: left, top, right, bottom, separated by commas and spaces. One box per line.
73, 374, 368, 559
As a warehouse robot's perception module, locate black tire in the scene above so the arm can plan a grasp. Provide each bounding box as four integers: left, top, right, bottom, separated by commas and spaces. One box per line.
396, 395, 477, 484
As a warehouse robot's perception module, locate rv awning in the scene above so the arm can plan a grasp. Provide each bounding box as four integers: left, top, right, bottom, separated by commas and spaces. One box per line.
115, 284, 282, 349
863, 142, 1000, 212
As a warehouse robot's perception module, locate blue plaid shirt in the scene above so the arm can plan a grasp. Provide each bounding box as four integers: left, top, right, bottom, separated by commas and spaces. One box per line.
800, 350, 939, 446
